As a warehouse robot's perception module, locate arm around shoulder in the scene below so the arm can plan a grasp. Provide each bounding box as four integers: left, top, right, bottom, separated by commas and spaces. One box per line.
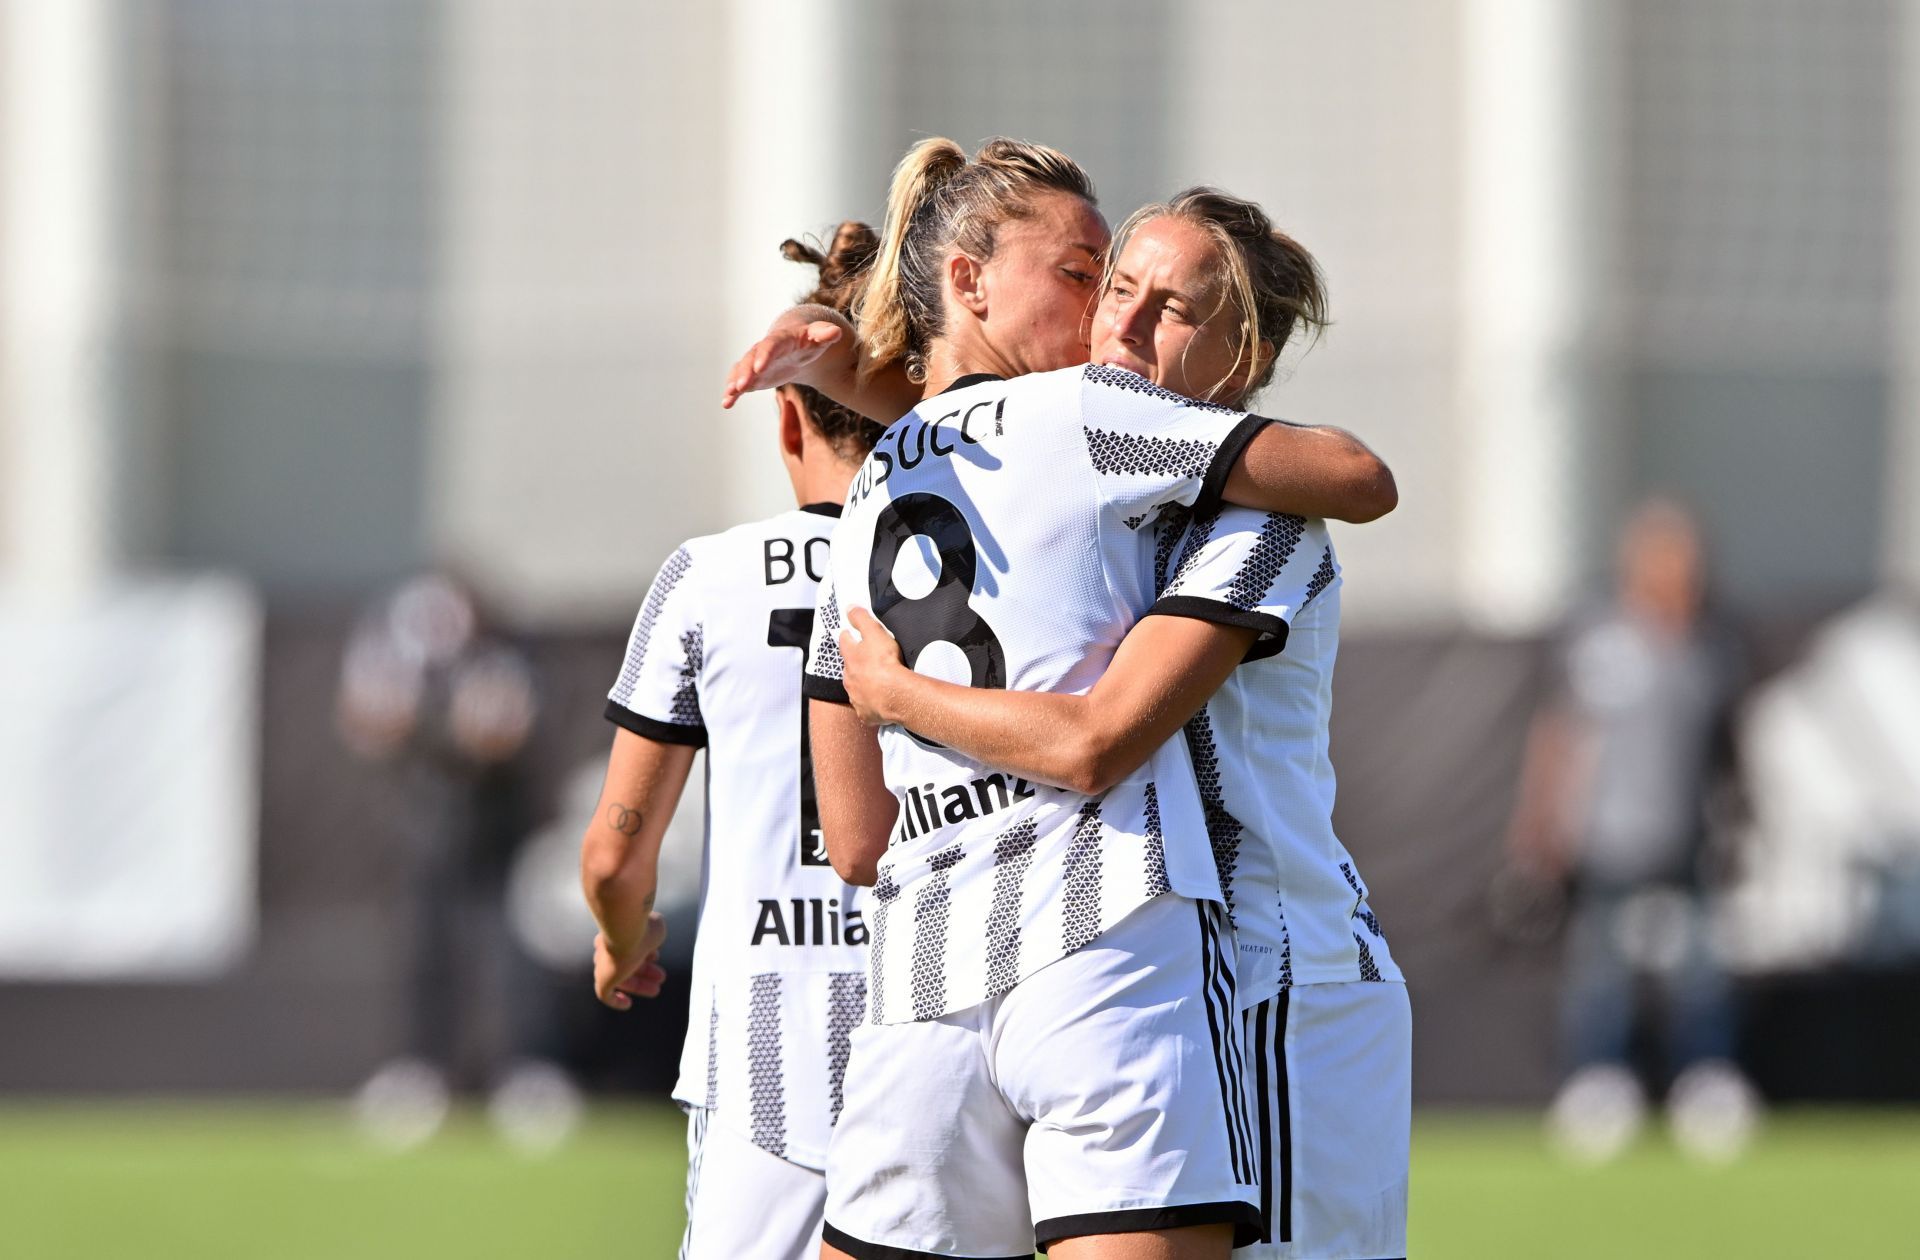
722, 304, 921, 424
1225, 421, 1397, 524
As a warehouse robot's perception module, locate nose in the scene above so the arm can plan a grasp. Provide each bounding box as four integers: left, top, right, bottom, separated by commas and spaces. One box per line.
1108, 293, 1149, 346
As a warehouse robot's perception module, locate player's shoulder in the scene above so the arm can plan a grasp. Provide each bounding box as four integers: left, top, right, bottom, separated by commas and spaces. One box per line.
1293, 515, 1338, 569
1078, 363, 1241, 415
718, 504, 837, 542
677, 506, 832, 559
639, 519, 756, 603
1184, 508, 1337, 567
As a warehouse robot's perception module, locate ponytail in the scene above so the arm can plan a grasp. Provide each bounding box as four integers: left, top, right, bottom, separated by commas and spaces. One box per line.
856, 138, 968, 382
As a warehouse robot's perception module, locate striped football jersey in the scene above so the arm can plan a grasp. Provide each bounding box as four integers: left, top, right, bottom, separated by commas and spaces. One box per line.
804, 365, 1269, 1024
608, 504, 868, 1169
1149, 505, 1401, 1001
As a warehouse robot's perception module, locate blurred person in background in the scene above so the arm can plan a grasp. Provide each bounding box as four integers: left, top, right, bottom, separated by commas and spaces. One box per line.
579, 224, 883, 1260
334, 569, 561, 1149
1504, 499, 1757, 1162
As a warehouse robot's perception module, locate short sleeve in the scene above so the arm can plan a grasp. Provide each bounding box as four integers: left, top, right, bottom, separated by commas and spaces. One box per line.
1077, 365, 1269, 530
802, 560, 850, 706
1147, 507, 1339, 661
605, 543, 708, 745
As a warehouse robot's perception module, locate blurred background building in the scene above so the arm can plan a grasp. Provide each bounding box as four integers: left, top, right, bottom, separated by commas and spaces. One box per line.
3, 0, 1918, 1108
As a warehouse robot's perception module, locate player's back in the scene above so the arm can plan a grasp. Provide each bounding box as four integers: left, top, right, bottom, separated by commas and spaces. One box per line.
807, 365, 1271, 1024
608, 504, 867, 1168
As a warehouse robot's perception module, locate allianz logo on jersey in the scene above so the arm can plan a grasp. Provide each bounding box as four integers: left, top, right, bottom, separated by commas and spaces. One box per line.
894, 769, 1037, 845
751, 897, 868, 947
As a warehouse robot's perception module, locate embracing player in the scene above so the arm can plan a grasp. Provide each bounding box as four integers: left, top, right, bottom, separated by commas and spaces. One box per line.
579, 224, 884, 1260
758, 138, 1394, 1259
738, 181, 1410, 1258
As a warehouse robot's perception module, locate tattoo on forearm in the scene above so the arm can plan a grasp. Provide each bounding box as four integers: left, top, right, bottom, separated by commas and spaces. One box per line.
606, 803, 642, 836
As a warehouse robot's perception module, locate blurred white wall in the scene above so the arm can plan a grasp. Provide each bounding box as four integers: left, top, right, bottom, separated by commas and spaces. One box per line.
1893, 0, 1920, 594
1168, 1, 1471, 627
431, 0, 735, 621
0, 0, 118, 594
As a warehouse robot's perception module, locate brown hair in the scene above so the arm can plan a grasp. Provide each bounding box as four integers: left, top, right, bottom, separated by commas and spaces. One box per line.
1108, 187, 1330, 404
856, 137, 1096, 382
779, 220, 886, 461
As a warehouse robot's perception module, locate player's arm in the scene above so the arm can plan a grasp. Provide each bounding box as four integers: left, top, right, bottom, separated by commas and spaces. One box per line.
1079, 371, 1394, 527
838, 607, 1255, 797
580, 728, 696, 1009
1224, 420, 1397, 524
721, 305, 922, 422
810, 699, 899, 885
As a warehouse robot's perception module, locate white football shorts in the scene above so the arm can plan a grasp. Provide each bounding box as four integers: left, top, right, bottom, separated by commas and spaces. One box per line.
680, 1106, 826, 1260
822, 893, 1261, 1258
1239, 981, 1411, 1260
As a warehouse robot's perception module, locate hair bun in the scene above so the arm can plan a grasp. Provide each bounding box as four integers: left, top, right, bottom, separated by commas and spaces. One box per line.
781, 221, 879, 315
823, 221, 880, 286
780, 238, 826, 267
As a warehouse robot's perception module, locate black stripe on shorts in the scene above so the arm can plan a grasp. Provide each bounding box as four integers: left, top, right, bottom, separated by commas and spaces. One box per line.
1196, 901, 1254, 1184
1248, 991, 1294, 1244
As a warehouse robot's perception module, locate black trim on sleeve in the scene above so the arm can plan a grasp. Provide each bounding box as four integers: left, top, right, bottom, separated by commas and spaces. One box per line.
1147, 595, 1289, 663
801, 502, 844, 518
1034, 1202, 1263, 1251
821, 1222, 1027, 1260
1194, 413, 1273, 518
801, 673, 851, 706
603, 699, 708, 747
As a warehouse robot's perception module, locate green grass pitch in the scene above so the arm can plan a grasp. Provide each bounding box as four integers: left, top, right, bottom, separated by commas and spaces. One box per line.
3, 1102, 1916, 1257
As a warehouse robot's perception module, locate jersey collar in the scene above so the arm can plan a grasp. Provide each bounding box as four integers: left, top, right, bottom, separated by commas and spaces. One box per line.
935, 372, 1008, 396
801, 502, 843, 518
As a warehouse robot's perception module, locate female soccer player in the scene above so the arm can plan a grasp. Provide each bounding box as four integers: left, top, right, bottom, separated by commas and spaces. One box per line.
740, 138, 1395, 1260
579, 223, 888, 1260
834, 191, 1410, 1260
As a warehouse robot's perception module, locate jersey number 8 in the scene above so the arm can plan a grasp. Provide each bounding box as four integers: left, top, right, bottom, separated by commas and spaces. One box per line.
868, 492, 1007, 692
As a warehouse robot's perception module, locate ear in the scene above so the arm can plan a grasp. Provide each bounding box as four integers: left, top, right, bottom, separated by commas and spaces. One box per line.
1242, 337, 1276, 392
776, 387, 807, 460
947, 251, 989, 318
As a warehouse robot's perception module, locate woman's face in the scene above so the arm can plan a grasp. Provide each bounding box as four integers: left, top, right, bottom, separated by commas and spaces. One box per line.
970, 190, 1110, 374
1090, 215, 1249, 406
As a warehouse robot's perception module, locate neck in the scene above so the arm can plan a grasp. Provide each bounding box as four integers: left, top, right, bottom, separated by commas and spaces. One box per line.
919, 335, 1019, 398
792, 456, 856, 510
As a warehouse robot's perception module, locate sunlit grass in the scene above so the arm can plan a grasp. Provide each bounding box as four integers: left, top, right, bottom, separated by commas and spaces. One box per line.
2, 1101, 1916, 1258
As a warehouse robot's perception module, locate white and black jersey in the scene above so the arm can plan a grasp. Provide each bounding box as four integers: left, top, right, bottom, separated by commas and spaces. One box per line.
608, 505, 868, 1170
804, 365, 1269, 1025
1149, 506, 1402, 1001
